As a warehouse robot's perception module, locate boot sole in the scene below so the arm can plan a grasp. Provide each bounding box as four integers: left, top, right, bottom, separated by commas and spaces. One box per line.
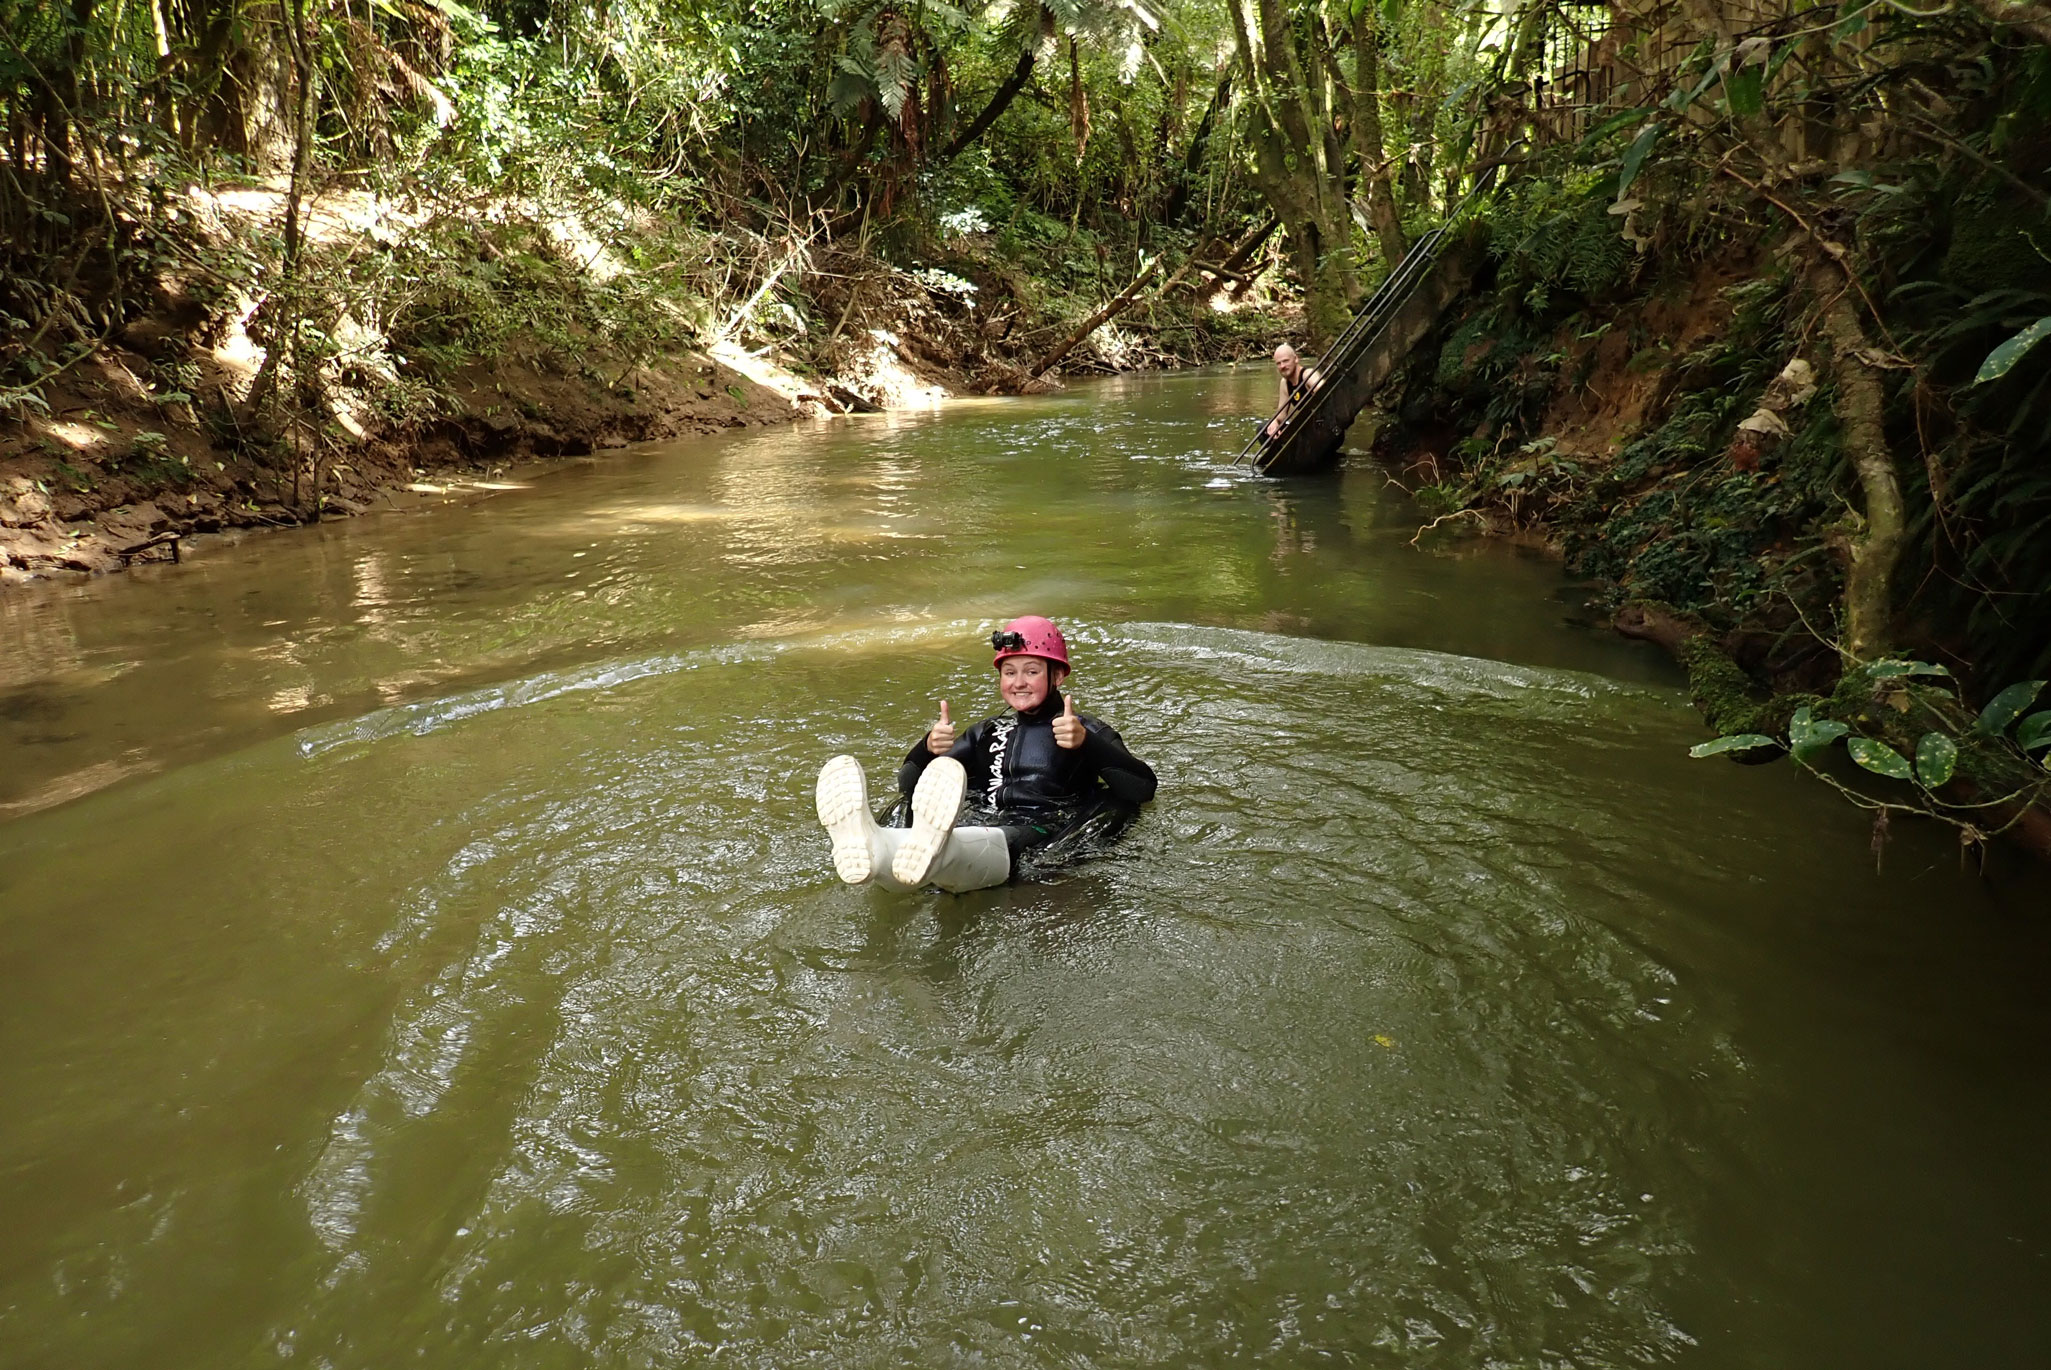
815, 755, 873, 884
893, 756, 967, 887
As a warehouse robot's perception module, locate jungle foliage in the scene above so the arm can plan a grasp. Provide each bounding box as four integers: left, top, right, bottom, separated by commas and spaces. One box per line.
1380, 4, 2051, 817
0, 0, 1289, 445
1, 0, 1587, 427
1338, 0, 2051, 851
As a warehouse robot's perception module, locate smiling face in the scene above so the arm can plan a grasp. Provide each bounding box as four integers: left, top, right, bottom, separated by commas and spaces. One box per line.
997, 656, 1063, 712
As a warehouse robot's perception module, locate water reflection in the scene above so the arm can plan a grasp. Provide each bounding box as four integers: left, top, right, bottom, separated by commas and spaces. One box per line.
0, 593, 89, 687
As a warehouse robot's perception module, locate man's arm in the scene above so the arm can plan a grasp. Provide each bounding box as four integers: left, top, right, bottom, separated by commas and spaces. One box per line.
1267, 373, 1295, 438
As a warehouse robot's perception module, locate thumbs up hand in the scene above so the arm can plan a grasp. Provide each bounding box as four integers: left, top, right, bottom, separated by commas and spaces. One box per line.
1052, 693, 1085, 750
926, 699, 957, 755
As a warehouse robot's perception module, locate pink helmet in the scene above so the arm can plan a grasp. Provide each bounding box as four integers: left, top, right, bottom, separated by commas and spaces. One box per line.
990, 615, 1070, 672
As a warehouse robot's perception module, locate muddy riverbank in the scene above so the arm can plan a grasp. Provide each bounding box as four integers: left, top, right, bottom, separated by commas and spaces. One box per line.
3, 185, 1281, 592
0, 342, 801, 586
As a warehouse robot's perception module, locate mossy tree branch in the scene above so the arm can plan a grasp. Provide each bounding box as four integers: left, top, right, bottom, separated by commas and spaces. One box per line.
1807, 258, 1906, 666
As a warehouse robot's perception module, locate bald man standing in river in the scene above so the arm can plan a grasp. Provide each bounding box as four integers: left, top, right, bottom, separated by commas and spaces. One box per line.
1265, 344, 1318, 439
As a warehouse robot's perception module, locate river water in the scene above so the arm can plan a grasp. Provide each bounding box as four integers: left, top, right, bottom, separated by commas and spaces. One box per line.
2, 367, 2046, 1367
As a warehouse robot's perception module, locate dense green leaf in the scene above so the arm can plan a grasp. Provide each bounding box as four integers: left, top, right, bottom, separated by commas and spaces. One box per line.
1579, 108, 1648, 149
1668, 51, 1726, 113
1975, 680, 2045, 735
1828, 170, 1906, 196
1788, 706, 1850, 762
1973, 317, 2051, 385
1763, 38, 1801, 85
1914, 732, 1957, 788
2015, 711, 2051, 752
1722, 67, 1765, 118
1689, 733, 1780, 757
1847, 737, 1913, 780
423, 0, 486, 26
1863, 659, 1951, 680
1616, 124, 1662, 199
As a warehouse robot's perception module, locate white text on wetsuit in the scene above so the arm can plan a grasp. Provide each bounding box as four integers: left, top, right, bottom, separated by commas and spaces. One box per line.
984, 717, 1014, 808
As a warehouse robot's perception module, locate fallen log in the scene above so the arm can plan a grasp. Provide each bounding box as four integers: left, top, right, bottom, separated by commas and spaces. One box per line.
1021, 253, 1193, 381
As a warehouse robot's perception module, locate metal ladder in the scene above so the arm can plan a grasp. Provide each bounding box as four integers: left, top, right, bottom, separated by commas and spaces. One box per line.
1235, 170, 1498, 475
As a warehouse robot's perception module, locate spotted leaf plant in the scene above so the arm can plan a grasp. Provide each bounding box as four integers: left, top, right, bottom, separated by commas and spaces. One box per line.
1688, 661, 2051, 849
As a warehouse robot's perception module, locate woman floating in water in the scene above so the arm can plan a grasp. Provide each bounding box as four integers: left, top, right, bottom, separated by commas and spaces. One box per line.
815, 616, 1158, 892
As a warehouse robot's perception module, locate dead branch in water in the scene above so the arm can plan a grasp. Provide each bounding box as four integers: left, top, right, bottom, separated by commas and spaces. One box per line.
1407, 508, 1489, 546
1021, 253, 1194, 382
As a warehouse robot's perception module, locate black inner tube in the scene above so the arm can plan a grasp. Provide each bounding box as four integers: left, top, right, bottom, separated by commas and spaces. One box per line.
877, 793, 1139, 879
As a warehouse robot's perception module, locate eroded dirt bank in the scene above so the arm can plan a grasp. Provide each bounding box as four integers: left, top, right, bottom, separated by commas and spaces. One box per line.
0, 343, 803, 584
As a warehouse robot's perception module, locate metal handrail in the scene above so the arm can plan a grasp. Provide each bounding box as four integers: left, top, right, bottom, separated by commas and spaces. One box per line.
1250, 244, 1437, 473
1236, 168, 1500, 474
1230, 231, 1440, 468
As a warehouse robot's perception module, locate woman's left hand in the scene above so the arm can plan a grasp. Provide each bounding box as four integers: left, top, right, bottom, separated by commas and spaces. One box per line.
1052, 695, 1086, 750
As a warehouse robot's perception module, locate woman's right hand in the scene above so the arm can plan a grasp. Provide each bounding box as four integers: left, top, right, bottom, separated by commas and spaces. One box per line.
926, 700, 955, 755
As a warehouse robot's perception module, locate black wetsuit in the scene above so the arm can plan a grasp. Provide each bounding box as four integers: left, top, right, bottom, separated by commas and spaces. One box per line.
898, 692, 1157, 859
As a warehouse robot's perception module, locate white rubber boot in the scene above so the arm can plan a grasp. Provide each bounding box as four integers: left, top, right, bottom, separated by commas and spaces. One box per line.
815, 755, 921, 891
920, 824, 1012, 893
817, 755, 884, 884
891, 756, 968, 886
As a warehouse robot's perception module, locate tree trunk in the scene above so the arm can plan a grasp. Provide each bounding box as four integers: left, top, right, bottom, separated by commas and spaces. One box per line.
1963, 0, 2051, 48
1067, 37, 1090, 164
1345, 6, 1405, 265
197, 5, 295, 169
1288, 221, 1355, 343
937, 42, 1037, 162
39, 0, 97, 193
1024, 254, 1181, 379
1226, 0, 1358, 346
1809, 258, 1904, 664
816, 101, 884, 213
1219, 215, 1279, 273
1161, 70, 1230, 226
244, 0, 320, 443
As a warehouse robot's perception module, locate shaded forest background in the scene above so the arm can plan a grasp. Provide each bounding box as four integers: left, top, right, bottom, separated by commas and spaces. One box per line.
6, 0, 2051, 847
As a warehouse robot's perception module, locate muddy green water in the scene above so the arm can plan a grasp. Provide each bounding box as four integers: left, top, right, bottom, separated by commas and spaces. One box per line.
2, 367, 2048, 1368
